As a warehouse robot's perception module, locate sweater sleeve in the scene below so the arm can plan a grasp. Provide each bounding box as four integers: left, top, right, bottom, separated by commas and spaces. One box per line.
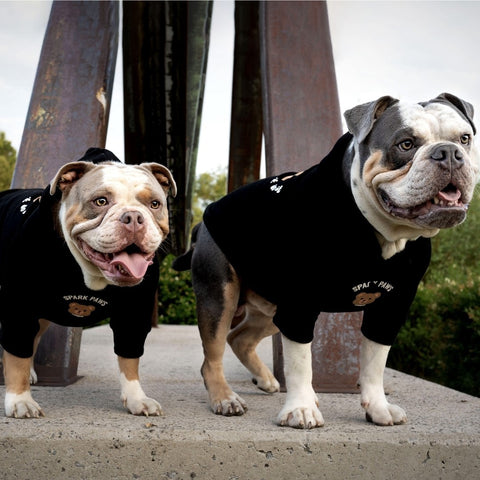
109, 259, 159, 358
361, 239, 431, 346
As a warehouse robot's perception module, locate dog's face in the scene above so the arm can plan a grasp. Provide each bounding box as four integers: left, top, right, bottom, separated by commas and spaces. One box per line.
345, 93, 479, 254
50, 161, 176, 290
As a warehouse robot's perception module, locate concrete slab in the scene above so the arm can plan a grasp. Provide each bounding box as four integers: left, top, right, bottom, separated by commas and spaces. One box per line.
0, 324, 479, 479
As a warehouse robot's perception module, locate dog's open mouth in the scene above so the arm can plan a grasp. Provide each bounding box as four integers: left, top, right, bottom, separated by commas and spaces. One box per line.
379, 183, 468, 227
78, 239, 154, 284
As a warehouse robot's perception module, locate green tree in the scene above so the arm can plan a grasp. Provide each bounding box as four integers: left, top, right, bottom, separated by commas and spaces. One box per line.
0, 132, 16, 191
157, 168, 227, 324
192, 169, 227, 226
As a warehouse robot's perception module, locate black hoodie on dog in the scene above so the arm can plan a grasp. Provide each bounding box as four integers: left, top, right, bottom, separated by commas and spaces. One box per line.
0, 150, 158, 359
203, 133, 431, 346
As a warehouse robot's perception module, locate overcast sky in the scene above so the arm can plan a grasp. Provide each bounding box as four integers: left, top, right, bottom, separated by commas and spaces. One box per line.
1, 0, 480, 174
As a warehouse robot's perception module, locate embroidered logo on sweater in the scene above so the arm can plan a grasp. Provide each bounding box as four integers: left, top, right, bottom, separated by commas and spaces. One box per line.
351, 280, 394, 307
68, 302, 96, 317
353, 292, 381, 306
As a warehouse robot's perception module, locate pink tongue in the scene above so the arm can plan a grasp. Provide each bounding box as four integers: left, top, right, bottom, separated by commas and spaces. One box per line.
438, 188, 461, 203
110, 252, 152, 279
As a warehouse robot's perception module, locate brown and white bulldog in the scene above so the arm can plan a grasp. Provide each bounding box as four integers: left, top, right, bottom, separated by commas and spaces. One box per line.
173, 93, 479, 428
0, 148, 176, 418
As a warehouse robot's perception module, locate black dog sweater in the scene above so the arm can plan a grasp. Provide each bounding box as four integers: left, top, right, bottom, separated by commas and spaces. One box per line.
0, 150, 158, 359
203, 133, 431, 346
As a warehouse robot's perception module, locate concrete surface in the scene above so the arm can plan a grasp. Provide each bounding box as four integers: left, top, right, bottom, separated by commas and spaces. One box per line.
0, 324, 479, 480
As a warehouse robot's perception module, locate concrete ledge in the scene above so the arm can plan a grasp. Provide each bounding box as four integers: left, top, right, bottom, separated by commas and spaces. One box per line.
1, 325, 479, 479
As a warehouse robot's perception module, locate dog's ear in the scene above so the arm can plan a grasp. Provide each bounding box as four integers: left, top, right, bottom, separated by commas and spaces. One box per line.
432, 93, 476, 135
344, 96, 399, 143
142, 163, 177, 198
49, 161, 96, 195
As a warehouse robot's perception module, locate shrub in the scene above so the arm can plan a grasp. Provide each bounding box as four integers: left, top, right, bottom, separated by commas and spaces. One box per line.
157, 254, 197, 325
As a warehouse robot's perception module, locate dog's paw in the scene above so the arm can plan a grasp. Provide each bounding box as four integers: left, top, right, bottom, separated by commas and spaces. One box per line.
122, 395, 163, 417
363, 400, 407, 426
211, 392, 247, 416
277, 403, 324, 429
5, 391, 44, 419
252, 374, 280, 393
120, 377, 163, 416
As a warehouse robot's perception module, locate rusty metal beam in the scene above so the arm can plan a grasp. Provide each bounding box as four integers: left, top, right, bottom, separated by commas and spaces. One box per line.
260, 0, 342, 175
12, 1, 118, 188
228, 1, 263, 192
259, 1, 362, 392
122, 1, 212, 253
122, 1, 167, 166
2, 0, 119, 386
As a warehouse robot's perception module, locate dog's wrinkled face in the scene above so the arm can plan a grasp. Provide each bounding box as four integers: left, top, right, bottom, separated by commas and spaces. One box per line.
345, 93, 480, 254
50, 161, 176, 290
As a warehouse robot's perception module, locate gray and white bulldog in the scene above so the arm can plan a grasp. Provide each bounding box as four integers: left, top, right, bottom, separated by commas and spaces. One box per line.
173, 93, 479, 428
0, 148, 176, 418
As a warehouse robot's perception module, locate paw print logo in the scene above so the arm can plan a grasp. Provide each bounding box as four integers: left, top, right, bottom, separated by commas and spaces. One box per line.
19, 195, 41, 215
269, 177, 283, 194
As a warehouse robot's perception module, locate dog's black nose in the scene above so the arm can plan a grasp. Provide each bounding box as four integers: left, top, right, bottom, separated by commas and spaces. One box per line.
430, 143, 464, 169
120, 211, 145, 230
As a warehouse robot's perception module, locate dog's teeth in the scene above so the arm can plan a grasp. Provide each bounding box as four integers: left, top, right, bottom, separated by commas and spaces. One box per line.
433, 196, 440, 205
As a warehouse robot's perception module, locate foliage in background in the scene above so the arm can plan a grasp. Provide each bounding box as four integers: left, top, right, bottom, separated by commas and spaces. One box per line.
0, 132, 16, 191
157, 254, 197, 325
192, 169, 227, 226
157, 169, 227, 324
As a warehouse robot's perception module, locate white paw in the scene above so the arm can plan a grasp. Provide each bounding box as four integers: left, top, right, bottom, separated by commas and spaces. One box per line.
277, 402, 324, 429
5, 391, 44, 418
211, 392, 247, 416
122, 394, 163, 417
277, 389, 324, 429
252, 374, 280, 393
120, 376, 163, 416
363, 399, 407, 426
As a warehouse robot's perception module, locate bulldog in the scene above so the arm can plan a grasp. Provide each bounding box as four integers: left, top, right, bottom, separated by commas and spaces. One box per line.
173, 93, 479, 428
0, 148, 176, 418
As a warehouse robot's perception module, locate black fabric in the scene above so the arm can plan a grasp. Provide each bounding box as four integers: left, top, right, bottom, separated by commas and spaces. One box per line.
0, 186, 157, 359
77, 147, 121, 164
203, 133, 431, 346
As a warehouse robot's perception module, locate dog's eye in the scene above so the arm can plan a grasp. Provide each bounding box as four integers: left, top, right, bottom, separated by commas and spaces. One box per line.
150, 200, 161, 209
460, 134, 471, 145
398, 139, 414, 152
93, 197, 108, 207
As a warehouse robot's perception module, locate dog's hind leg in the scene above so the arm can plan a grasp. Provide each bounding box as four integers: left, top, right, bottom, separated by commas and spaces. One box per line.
227, 291, 280, 393
192, 224, 247, 416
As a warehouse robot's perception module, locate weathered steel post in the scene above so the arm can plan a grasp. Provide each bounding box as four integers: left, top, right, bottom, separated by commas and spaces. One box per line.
228, 1, 263, 192
3, 0, 119, 385
259, 0, 363, 392
123, 0, 212, 253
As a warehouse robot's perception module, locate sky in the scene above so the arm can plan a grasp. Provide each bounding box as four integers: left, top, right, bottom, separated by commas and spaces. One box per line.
1, 0, 480, 174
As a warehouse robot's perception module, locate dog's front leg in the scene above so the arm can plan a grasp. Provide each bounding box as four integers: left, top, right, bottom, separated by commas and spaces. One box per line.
118, 356, 162, 416
3, 350, 44, 418
359, 335, 407, 426
277, 336, 324, 429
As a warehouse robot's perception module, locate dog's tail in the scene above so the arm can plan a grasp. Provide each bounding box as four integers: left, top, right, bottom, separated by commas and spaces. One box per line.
171, 223, 200, 271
